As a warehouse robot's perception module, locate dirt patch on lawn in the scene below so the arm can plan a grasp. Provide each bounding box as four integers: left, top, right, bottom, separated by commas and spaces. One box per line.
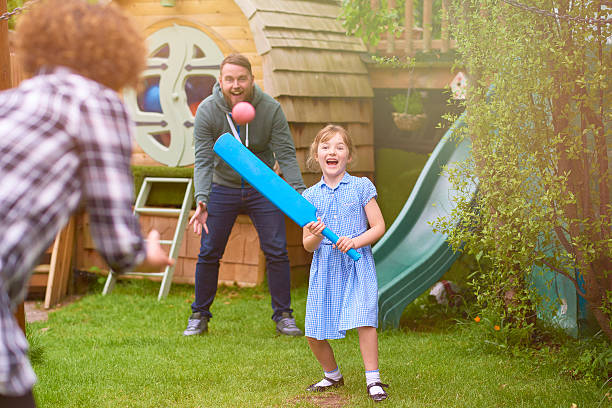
285, 393, 349, 408
25, 295, 82, 323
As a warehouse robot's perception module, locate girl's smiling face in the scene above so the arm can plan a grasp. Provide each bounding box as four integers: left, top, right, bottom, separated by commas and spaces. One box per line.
316, 132, 352, 180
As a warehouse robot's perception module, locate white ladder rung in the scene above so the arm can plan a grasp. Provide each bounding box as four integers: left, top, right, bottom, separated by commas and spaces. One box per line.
135, 208, 182, 216
143, 239, 174, 245
141, 177, 192, 183
122, 271, 166, 277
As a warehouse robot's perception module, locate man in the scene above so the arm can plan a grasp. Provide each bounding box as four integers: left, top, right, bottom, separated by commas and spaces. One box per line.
185, 53, 306, 337
0, 1, 173, 407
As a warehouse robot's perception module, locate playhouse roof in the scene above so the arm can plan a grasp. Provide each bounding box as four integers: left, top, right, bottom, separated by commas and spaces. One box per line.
234, 0, 373, 99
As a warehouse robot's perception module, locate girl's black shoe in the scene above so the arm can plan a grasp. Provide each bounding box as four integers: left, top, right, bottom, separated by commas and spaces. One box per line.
305, 376, 344, 392
366, 382, 389, 402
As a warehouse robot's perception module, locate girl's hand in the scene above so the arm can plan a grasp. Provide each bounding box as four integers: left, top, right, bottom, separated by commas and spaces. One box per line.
304, 218, 325, 237
334, 236, 356, 253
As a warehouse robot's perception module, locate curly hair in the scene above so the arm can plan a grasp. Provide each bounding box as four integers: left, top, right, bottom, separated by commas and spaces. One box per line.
306, 124, 355, 171
15, 0, 146, 91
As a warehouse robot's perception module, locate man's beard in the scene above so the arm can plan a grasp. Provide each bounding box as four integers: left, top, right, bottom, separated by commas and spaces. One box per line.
224, 87, 253, 108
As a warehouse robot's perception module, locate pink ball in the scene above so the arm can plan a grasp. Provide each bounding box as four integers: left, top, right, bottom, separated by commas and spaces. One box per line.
231, 101, 255, 125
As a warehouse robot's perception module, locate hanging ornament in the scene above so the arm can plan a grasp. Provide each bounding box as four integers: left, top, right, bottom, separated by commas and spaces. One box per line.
450, 71, 467, 100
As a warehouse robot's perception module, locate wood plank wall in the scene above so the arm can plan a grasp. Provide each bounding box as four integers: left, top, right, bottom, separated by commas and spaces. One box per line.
73, 211, 308, 287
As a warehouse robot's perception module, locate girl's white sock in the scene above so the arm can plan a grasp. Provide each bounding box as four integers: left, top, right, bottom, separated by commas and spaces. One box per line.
314, 367, 342, 387
365, 369, 383, 395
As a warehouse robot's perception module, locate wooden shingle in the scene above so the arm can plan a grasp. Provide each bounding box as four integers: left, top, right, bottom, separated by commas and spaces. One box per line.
265, 49, 368, 74
236, 0, 342, 19
278, 97, 373, 123
264, 70, 372, 98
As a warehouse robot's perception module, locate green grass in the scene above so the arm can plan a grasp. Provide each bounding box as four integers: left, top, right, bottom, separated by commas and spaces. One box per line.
27, 280, 607, 408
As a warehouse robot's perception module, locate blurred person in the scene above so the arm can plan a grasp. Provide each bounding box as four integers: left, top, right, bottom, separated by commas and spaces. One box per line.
0, 1, 172, 406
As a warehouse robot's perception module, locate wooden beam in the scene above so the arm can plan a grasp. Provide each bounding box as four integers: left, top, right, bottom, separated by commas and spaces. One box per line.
368, 65, 457, 89
15, 302, 25, 334
1, 0, 24, 334
44, 217, 76, 309
375, 38, 456, 55
423, 0, 433, 52
404, 0, 414, 56
441, 0, 450, 53
386, 0, 395, 54
0, 0, 10, 91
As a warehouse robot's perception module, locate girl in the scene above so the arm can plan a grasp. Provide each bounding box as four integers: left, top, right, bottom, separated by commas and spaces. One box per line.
301, 124, 388, 402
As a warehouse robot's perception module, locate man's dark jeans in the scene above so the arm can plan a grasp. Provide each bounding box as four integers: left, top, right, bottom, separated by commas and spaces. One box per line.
191, 183, 293, 322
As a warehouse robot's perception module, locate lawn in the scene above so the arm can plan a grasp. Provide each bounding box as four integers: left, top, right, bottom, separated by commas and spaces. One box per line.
26, 280, 607, 408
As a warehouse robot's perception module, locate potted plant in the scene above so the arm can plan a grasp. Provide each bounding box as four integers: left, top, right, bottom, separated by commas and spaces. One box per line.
389, 90, 427, 131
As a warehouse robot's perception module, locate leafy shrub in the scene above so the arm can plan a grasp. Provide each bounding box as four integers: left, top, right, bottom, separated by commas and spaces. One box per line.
468, 314, 534, 351
559, 332, 612, 383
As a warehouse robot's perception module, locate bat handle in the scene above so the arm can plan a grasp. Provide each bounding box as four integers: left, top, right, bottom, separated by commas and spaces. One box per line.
321, 228, 361, 261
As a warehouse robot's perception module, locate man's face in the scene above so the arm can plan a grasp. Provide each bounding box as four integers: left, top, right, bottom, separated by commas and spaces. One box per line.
219, 63, 254, 108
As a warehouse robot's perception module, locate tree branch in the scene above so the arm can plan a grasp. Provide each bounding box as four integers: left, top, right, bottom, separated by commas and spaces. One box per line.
540, 259, 586, 298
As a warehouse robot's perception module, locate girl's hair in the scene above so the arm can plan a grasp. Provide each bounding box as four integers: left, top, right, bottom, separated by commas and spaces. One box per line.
306, 124, 355, 171
15, 0, 146, 91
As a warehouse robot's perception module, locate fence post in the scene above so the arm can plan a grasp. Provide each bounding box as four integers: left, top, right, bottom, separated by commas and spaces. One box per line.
423, 0, 433, 52
441, 0, 450, 52
369, 0, 379, 53
386, 0, 396, 54
404, 0, 414, 56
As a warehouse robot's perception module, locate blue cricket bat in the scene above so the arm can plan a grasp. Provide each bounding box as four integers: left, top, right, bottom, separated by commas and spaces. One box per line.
213, 133, 361, 261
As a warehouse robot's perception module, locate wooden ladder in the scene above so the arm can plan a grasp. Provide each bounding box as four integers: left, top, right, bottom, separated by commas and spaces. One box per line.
102, 177, 194, 300
27, 216, 77, 309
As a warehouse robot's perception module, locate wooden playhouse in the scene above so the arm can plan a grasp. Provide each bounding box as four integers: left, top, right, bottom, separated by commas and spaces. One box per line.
72, 0, 376, 291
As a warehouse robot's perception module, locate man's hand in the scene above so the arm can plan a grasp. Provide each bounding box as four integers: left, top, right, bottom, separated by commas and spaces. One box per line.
189, 201, 209, 235
139, 229, 174, 272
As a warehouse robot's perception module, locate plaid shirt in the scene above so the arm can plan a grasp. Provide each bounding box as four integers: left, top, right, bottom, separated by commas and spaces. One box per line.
0, 67, 146, 396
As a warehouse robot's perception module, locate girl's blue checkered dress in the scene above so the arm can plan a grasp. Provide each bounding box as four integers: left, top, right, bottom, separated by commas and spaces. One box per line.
302, 173, 379, 340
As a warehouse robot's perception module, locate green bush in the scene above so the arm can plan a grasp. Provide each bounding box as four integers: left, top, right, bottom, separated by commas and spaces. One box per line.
559, 332, 612, 383
434, 0, 612, 340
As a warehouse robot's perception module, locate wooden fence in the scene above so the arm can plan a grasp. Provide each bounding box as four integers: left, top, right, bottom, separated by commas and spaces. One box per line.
371, 0, 455, 56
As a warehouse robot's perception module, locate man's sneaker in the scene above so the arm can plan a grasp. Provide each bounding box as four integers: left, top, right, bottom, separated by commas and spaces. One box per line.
276, 312, 303, 336
183, 312, 209, 336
